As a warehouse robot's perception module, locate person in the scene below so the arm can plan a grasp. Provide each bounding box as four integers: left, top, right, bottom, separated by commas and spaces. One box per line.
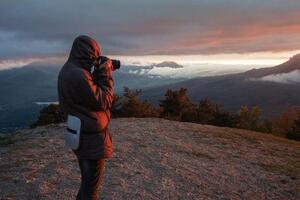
57, 35, 114, 200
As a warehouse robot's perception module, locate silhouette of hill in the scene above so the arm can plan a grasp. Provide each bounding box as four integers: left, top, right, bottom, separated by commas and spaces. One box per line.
0, 64, 59, 132
0, 118, 299, 199
244, 54, 300, 77
1, 55, 300, 132
0, 63, 184, 132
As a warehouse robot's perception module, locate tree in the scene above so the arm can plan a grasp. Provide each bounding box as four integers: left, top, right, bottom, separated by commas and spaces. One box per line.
195, 98, 215, 124
182, 98, 234, 127
117, 87, 159, 118
236, 106, 261, 131
272, 106, 300, 136
31, 104, 67, 128
257, 119, 273, 133
285, 115, 300, 141
159, 88, 193, 120
211, 104, 234, 127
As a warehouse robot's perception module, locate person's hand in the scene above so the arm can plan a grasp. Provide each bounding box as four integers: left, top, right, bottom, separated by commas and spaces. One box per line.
95, 59, 113, 77
100, 59, 113, 70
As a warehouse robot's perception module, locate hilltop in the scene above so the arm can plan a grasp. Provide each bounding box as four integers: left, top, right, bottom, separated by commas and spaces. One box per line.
0, 118, 299, 199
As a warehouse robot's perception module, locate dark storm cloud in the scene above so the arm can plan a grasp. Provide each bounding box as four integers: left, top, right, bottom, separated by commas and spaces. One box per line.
0, 0, 300, 59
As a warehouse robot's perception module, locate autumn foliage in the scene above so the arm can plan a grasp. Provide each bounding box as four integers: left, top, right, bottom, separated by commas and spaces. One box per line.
32, 88, 300, 141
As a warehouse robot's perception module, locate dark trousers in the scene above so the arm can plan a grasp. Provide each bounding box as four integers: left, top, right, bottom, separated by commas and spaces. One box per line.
76, 159, 105, 200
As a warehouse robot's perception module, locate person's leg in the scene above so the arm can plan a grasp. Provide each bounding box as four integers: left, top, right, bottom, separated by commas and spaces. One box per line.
76, 159, 105, 200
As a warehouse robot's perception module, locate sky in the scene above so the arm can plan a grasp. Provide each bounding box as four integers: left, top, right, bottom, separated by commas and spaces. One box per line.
0, 0, 300, 68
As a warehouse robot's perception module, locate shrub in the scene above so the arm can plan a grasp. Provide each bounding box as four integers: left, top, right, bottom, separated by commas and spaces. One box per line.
272, 106, 300, 136
160, 88, 193, 120
182, 98, 234, 127
236, 106, 261, 131
115, 87, 159, 118
211, 106, 235, 127
285, 115, 300, 141
29, 88, 299, 142
31, 104, 67, 128
194, 98, 215, 124
257, 119, 273, 133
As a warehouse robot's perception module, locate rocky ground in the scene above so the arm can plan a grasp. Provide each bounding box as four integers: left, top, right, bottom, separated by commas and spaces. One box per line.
0, 118, 300, 200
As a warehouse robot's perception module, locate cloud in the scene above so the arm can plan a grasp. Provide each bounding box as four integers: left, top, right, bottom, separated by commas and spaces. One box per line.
0, 0, 300, 59
254, 70, 300, 84
0, 56, 64, 70
124, 62, 254, 78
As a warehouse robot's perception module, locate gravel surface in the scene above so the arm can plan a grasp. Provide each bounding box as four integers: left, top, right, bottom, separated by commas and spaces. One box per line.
0, 118, 300, 200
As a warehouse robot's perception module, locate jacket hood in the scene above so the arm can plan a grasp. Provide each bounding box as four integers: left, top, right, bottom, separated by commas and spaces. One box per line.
67, 35, 101, 71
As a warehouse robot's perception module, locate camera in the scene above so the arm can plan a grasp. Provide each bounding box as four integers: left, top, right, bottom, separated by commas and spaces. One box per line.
96, 56, 121, 71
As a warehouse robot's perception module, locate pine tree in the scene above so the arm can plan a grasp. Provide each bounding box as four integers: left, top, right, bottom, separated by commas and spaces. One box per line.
159, 88, 193, 119
236, 106, 261, 131
31, 104, 67, 128
118, 87, 158, 117
286, 115, 300, 141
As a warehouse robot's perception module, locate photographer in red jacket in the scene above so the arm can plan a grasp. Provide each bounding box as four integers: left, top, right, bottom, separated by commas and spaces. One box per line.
58, 35, 114, 200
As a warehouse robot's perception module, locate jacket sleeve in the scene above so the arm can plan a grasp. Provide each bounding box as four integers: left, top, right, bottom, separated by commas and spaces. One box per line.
78, 69, 114, 111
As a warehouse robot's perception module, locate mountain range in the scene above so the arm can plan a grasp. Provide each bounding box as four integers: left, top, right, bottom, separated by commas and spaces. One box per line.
1, 55, 300, 132
0, 61, 186, 132
143, 54, 300, 117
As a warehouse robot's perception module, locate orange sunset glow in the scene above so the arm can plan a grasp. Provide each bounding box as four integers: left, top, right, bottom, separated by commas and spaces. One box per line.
0, 0, 299, 64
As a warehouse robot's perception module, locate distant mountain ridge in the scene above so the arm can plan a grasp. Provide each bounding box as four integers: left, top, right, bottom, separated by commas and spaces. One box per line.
0, 62, 186, 132
143, 54, 300, 117
154, 61, 184, 68
244, 54, 300, 78
1, 55, 300, 132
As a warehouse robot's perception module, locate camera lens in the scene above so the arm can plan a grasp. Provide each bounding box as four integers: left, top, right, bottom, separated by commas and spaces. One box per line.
98, 56, 121, 70
112, 59, 121, 70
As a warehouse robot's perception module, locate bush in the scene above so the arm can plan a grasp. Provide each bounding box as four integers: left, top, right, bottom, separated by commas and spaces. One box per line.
181, 108, 198, 123
211, 106, 235, 127
29, 88, 299, 142
31, 104, 67, 128
160, 88, 193, 120
256, 119, 273, 133
285, 115, 300, 141
272, 106, 300, 136
114, 87, 159, 118
236, 106, 261, 131
194, 98, 215, 124
182, 98, 234, 127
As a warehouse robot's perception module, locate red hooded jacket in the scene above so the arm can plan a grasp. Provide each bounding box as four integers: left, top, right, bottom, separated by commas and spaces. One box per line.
57, 35, 113, 159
